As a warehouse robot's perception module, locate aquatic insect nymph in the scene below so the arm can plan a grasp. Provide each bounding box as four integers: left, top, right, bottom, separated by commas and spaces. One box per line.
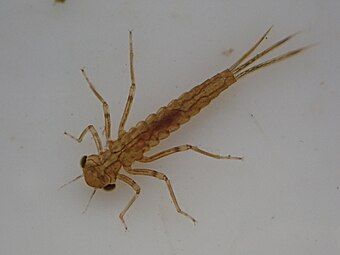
64, 28, 309, 230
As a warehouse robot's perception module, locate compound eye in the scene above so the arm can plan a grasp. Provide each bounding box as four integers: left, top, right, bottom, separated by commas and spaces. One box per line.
80, 155, 87, 168
103, 184, 116, 191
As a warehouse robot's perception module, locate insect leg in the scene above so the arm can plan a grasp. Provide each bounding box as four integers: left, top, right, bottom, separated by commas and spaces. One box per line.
118, 31, 136, 137
138, 144, 243, 163
81, 69, 111, 141
64, 125, 103, 153
117, 174, 141, 230
124, 167, 197, 224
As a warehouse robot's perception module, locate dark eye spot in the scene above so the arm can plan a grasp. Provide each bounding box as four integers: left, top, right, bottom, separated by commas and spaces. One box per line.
103, 184, 116, 191
80, 155, 87, 168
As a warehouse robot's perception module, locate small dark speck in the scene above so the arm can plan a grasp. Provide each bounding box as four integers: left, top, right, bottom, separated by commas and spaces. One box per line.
299, 140, 304, 143
222, 48, 234, 57
271, 216, 275, 220
19, 145, 24, 149
320, 81, 325, 86
250, 113, 254, 118
337, 186, 339, 190
70, 113, 74, 116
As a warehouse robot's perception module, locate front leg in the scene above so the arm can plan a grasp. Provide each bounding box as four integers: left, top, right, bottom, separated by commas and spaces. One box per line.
118, 31, 136, 137
64, 125, 103, 153
81, 69, 112, 141
117, 174, 141, 230
124, 167, 196, 224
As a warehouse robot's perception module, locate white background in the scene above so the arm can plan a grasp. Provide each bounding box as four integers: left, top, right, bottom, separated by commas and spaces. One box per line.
0, 0, 339, 254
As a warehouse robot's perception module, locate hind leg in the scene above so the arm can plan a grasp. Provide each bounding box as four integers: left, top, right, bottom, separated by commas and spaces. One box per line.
138, 144, 242, 163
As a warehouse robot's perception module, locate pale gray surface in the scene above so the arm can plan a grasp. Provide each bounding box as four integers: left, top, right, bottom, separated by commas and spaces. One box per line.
0, 0, 339, 254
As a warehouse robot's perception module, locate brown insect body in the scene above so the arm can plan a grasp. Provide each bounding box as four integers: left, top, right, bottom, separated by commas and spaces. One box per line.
65, 28, 309, 229
84, 70, 236, 190
118, 70, 236, 165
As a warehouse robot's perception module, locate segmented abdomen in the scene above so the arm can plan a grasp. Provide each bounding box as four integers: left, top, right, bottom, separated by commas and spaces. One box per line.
119, 69, 236, 166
